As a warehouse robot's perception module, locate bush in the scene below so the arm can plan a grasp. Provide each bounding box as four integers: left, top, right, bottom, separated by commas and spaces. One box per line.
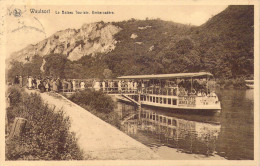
69, 89, 115, 113
6, 87, 83, 160
69, 89, 121, 128
7, 86, 22, 107
232, 78, 246, 88
216, 78, 246, 89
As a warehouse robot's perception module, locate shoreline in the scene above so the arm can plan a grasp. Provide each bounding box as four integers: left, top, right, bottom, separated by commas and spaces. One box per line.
25, 89, 159, 160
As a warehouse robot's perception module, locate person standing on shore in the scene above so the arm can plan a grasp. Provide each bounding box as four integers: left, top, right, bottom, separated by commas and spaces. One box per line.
130, 81, 134, 93
56, 78, 61, 92
118, 80, 122, 92
62, 79, 66, 92
45, 77, 50, 92
134, 81, 137, 93
36, 77, 41, 89
28, 76, 32, 89
52, 79, 58, 92
72, 79, 76, 91
19, 76, 23, 88
14, 75, 19, 85
39, 81, 45, 93
32, 76, 37, 89
127, 81, 131, 93
102, 80, 106, 92
80, 80, 85, 90
67, 80, 72, 92
49, 78, 53, 91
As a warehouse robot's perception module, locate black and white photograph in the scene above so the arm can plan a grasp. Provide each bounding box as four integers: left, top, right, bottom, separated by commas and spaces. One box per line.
1, 0, 259, 165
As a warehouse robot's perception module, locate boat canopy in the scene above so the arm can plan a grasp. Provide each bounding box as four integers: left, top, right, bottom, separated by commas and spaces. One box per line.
117, 72, 213, 80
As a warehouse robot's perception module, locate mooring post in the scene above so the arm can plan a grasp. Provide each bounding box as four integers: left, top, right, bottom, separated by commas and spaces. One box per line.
7, 117, 27, 141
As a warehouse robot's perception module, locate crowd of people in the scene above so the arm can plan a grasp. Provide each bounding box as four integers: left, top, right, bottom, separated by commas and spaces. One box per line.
13, 75, 87, 93
93, 79, 213, 97
13, 75, 215, 97
93, 80, 141, 93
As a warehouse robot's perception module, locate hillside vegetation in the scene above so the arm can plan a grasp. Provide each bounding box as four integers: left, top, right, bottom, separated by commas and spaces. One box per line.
7, 5, 254, 82
6, 86, 83, 160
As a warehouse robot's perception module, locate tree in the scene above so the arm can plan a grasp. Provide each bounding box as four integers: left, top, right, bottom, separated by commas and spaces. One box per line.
103, 69, 113, 79
23, 55, 43, 77
7, 60, 24, 83
44, 54, 67, 78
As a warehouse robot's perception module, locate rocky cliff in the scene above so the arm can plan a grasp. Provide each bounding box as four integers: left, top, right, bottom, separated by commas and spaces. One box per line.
9, 22, 121, 62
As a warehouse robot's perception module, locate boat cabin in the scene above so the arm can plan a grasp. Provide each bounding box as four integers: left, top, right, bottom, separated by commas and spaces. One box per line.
117, 72, 221, 111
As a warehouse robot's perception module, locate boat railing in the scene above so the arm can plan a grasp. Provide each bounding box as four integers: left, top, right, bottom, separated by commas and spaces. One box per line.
141, 87, 178, 96
97, 86, 179, 95
100, 87, 139, 94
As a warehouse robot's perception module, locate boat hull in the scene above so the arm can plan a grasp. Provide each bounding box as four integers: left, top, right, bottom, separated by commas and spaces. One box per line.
141, 101, 221, 111
115, 94, 221, 112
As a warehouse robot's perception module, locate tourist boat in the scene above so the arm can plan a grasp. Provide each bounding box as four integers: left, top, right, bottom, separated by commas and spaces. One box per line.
245, 80, 254, 89
116, 72, 221, 111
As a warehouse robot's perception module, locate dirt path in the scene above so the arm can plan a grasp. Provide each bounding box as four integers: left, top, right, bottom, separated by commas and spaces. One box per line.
25, 89, 159, 160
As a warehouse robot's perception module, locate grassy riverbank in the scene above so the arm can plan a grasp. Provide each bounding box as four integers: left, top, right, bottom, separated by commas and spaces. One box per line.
6, 86, 83, 160
69, 90, 121, 128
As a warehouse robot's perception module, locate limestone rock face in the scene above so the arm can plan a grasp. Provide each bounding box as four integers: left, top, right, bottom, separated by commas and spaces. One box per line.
9, 22, 121, 62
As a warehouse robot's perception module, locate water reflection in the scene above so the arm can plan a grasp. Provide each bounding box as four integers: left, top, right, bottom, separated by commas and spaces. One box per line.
116, 102, 221, 157
215, 89, 254, 160
115, 89, 254, 160
245, 89, 254, 101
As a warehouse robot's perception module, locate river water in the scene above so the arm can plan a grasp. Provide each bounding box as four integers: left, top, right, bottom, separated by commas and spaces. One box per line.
114, 89, 254, 160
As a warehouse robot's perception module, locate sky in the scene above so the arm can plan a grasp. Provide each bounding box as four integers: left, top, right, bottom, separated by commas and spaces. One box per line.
5, 5, 228, 57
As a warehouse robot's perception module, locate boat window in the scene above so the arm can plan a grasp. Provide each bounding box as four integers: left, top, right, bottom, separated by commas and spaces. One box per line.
168, 119, 172, 125
153, 97, 155, 102
150, 113, 153, 119
153, 114, 155, 120
168, 98, 172, 105
156, 97, 158, 103
172, 119, 177, 126
163, 117, 166, 123
160, 116, 162, 122
172, 99, 177, 105
140, 95, 143, 101
163, 98, 167, 104
159, 97, 162, 104
156, 115, 159, 121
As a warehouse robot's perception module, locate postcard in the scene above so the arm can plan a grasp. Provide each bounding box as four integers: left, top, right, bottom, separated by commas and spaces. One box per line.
0, 0, 259, 166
